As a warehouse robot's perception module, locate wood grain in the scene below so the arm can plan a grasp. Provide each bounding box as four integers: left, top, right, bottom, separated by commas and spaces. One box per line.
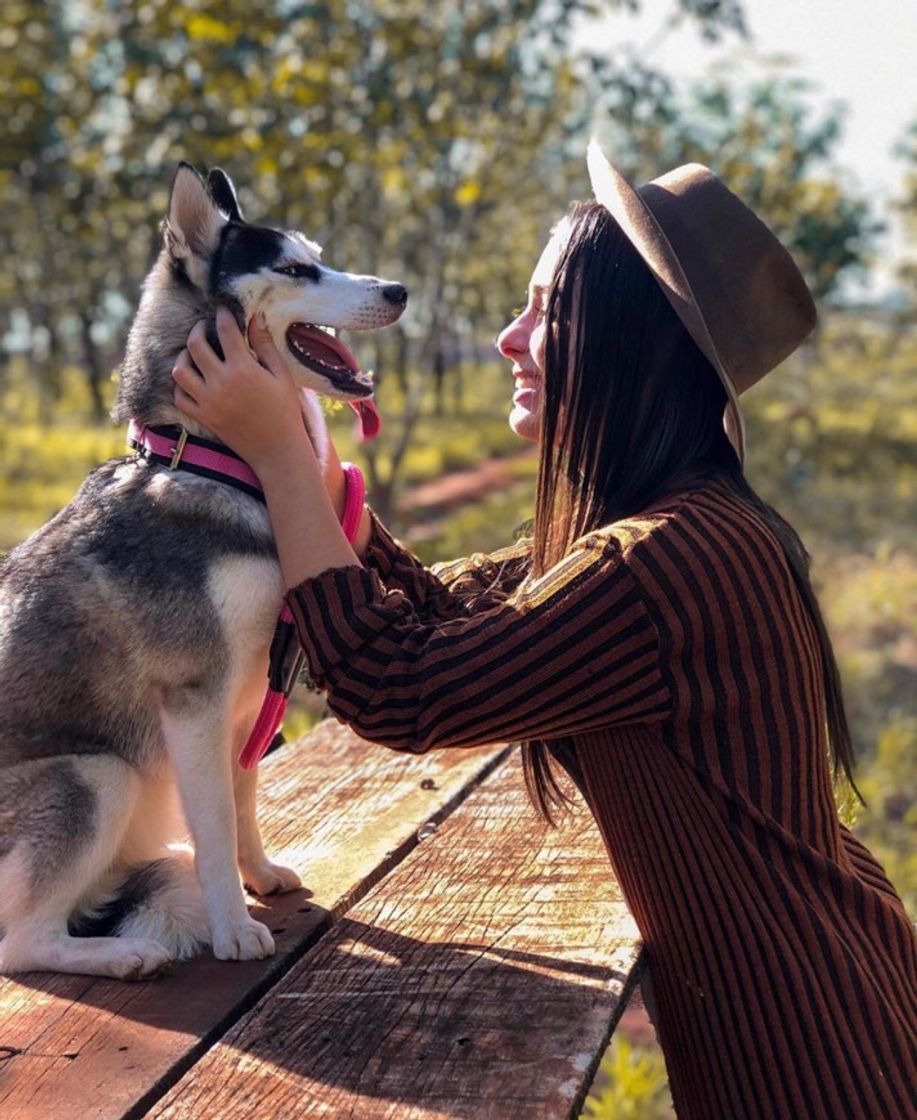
0, 722, 508, 1120
151, 751, 641, 1120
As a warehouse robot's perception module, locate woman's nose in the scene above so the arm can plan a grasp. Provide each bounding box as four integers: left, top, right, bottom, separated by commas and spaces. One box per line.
497, 316, 528, 359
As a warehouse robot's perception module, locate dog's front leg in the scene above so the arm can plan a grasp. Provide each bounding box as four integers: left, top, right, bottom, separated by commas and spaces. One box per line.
233, 760, 301, 896
161, 702, 274, 961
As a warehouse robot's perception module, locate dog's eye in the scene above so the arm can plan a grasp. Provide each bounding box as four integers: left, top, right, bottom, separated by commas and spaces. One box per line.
274, 263, 320, 281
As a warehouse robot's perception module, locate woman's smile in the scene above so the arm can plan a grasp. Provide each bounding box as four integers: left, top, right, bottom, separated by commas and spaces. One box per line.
513, 367, 540, 390
512, 374, 540, 404
508, 366, 542, 440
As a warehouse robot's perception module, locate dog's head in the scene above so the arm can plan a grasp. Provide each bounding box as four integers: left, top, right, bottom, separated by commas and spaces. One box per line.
163, 163, 407, 409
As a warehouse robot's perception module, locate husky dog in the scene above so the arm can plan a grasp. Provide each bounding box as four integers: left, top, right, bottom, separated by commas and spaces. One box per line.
0, 164, 407, 980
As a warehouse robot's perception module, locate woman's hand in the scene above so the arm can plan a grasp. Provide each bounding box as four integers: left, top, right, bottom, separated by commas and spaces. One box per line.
172, 307, 358, 528
172, 307, 309, 472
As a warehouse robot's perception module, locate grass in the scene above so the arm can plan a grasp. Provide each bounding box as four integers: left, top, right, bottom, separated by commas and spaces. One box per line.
583, 1037, 675, 1120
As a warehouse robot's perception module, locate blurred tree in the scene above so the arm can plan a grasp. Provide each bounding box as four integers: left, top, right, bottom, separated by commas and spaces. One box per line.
0, 0, 753, 508
0, 1, 157, 412
893, 116, 917, 302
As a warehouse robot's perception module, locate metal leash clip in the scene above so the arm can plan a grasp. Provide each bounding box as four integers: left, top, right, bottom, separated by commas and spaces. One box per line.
267, 614, 305, 698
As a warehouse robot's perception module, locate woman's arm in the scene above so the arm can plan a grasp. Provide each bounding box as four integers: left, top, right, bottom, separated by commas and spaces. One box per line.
286, 532, 670, 752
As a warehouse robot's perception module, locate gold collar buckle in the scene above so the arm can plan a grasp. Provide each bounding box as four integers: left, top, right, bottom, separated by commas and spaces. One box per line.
169, 428, 189, 470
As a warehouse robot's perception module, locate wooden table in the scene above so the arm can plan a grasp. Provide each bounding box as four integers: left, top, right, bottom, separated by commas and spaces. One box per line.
0, 721, 642, 1119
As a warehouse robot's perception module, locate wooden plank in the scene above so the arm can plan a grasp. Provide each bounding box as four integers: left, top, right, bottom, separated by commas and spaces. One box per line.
151, 751, 642, 1120
0, 722, 508, 1120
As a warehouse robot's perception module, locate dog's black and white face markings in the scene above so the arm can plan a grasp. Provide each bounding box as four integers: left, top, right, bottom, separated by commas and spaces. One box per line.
272, 260, 321, 282
161, 163, 406, 401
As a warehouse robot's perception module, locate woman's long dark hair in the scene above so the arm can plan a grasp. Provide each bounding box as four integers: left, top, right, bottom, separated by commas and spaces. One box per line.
523, 200, 860, 821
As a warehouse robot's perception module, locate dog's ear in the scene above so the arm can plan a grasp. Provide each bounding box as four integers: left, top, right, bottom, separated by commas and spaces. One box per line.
208, 168, 244, 223
163, 162, 226, 261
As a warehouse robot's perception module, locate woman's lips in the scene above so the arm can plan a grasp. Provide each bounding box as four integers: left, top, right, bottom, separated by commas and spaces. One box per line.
512, 367, 540, 408
513, 378, 540, 406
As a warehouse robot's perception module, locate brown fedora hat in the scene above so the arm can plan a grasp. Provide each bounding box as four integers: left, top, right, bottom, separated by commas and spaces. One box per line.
586, 139, 817, 463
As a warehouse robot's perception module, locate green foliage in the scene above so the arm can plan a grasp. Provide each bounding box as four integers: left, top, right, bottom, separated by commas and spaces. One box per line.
1, 0, 745, 411
4, 0, 889, 515
353, 378, 525, 486
410, 482, 534, 567
582, 1037, 674, 1120
893, 116, 917, 300
742, 316, 917, 554
848, 718, 917, 907
0, 358, 123, 549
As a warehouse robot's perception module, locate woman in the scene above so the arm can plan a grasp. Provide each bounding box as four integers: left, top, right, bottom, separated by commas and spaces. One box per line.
172, 143, 916, 1119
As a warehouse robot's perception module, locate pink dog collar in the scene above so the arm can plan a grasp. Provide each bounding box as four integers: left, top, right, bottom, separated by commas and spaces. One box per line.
128, 421, 264, 501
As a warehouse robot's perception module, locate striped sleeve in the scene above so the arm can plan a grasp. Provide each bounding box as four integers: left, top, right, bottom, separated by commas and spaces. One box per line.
286, 533, 671, 752
361, 508, 531, 621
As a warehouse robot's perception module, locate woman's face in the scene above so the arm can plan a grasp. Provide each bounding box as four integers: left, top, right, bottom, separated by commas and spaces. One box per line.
496, 219, 571, 442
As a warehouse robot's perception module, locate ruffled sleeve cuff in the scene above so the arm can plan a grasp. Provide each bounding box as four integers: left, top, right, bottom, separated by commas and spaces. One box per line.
285, 564, 413, 691
359, 507, 462, 615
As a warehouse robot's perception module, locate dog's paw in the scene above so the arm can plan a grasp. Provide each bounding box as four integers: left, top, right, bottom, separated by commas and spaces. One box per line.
211, 916, 275, 961
109, 938, 174, 981
241, 859, 301, 897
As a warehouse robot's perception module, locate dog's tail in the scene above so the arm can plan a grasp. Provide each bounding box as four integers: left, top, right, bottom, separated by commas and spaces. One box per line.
68, 849, 209, 959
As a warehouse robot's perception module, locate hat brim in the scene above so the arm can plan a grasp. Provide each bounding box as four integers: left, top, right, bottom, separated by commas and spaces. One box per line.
586, 140, 746, 463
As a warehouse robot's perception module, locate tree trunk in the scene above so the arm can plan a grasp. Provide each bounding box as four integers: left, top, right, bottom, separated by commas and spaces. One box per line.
392, 326, 409, 395
79, 309, 108, 420
433, 343, 445, 417
452, 353, 464, 415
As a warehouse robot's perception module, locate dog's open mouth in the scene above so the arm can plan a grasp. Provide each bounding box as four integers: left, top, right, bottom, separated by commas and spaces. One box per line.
285, 323, 372, 397
285, 322, 380, 439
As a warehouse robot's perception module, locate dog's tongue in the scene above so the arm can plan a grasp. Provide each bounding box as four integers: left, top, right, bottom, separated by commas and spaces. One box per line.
287, 323, 359, 373
350, 398, 381, 440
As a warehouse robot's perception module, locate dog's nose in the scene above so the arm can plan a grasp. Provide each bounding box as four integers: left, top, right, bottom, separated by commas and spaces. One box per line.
381, 283, 408, 306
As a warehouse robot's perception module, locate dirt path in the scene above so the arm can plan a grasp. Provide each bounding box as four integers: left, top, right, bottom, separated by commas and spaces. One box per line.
397, 448, 535, 518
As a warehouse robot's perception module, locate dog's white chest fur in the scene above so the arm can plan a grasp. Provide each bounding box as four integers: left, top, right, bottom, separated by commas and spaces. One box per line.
207, 557, 285, 671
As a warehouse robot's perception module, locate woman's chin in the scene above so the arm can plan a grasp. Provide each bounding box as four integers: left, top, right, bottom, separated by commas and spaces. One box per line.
509, 403, 540, 443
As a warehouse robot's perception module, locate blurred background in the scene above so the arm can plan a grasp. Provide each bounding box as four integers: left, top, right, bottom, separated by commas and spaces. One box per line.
1, 3, 914, 1115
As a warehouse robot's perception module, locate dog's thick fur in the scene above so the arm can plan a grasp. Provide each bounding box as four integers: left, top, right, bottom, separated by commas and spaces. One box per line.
0, 165, 406, 979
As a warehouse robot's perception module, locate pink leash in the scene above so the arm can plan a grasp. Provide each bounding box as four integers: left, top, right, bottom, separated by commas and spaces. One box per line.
238, 602, 301, 770
128, 420, 368, 770
238, 462, 365, 768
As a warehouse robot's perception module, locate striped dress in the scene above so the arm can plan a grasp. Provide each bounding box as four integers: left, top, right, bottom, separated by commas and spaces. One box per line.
286, 479, 917, 1119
